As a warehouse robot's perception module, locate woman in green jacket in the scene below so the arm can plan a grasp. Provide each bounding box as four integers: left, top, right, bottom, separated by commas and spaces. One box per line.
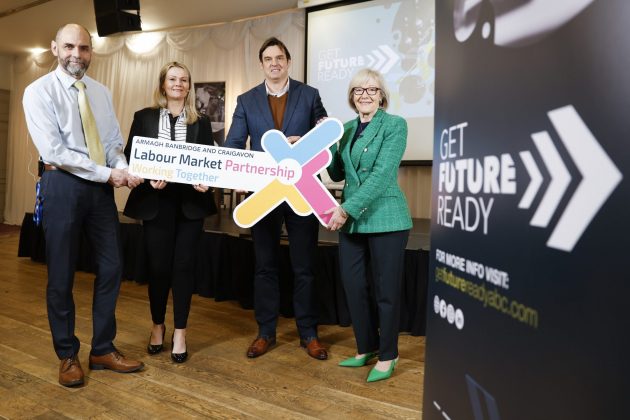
326, 68, 412, 382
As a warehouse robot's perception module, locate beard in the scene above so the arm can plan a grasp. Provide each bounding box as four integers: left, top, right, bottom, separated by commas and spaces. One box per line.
60, 57, 89, 78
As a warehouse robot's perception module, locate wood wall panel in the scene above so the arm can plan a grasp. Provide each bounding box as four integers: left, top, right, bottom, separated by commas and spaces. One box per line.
399, 166, 432, 219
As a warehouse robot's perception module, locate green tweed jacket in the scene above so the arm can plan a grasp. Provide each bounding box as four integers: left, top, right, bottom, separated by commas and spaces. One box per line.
327, 109, 412, 234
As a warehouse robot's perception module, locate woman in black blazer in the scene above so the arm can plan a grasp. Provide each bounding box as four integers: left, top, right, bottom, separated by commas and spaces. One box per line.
124, 62, 216, 363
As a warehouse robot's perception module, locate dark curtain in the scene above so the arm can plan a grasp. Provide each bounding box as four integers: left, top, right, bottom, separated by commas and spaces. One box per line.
19, 213, 427, 335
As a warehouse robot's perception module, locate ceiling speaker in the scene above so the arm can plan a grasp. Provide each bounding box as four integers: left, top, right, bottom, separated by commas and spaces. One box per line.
93, 0, 141, 37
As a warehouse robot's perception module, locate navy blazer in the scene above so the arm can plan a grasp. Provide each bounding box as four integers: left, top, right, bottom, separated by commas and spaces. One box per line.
224, 78, 327, 151
123, 107, 217, 221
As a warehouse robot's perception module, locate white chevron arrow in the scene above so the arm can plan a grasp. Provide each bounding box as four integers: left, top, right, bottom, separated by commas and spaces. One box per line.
518, 151, 543, 209
529, 131, 571, 227
545, 105, 623, 251
366, 54, 375, 68
372, 49, 386, 70
379, 45, 400, 74
364, 46, 400, 74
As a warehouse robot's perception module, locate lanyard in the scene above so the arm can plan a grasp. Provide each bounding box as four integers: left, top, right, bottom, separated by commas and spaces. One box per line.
33, 179, 42, 226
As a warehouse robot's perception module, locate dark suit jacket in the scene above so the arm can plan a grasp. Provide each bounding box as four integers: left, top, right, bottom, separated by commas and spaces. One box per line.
123, 107, 217, 221
224, 78, 327, 150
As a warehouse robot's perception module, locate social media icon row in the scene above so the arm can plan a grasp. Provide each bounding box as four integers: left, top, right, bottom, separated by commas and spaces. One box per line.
434, 295, 464, 330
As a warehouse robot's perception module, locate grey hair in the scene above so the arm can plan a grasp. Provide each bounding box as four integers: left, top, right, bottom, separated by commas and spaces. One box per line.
347, 68, 389, 113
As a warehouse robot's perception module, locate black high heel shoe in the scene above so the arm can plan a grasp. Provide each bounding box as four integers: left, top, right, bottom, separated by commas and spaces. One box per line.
171, 332, 188, 363
147, 325, 166, 355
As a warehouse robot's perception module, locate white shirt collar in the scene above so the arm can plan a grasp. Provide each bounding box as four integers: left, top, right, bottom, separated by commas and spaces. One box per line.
160, 107, 187, 120
265, 78, 290, 97
55, 66, 85, 90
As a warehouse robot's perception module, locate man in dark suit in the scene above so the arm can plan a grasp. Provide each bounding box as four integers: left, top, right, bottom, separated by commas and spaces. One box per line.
224, 37, 328, 360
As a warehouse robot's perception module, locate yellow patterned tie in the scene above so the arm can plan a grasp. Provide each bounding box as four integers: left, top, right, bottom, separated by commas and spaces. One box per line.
74, 80, 105, 165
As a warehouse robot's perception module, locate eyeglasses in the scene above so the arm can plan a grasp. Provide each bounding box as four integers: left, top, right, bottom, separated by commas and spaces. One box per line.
352, 87, 380, 96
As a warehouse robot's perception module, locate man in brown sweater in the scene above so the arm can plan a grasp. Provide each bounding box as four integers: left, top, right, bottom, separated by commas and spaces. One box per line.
224, 37, 328, 360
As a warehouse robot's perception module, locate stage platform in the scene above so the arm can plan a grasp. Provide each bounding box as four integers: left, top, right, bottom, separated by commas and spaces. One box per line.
18, 209, 429, 336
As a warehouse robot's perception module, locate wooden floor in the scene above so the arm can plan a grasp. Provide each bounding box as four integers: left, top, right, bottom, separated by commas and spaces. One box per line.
0, 230, 424, 419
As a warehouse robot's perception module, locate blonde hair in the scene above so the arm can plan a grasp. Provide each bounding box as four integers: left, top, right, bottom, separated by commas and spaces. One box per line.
153, 61, 199, 124
347, 68, 389, 113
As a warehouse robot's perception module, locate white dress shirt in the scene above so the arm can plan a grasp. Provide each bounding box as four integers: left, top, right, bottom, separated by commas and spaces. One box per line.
23, 66, 127, 183
265, 78, 290, 97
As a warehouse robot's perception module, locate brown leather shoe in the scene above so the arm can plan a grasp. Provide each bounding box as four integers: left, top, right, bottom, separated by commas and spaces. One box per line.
59, 355, 84, 387
246, 336, 276, 358
300, 338, 328, 360
89, 350, 144, 373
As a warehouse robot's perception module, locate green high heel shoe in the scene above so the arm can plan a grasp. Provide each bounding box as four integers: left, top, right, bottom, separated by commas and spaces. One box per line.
366, 358, 398, 382
338, 352, 377, 367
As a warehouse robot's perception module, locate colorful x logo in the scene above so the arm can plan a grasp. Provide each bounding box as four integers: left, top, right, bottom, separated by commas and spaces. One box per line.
233, 118, 344, 228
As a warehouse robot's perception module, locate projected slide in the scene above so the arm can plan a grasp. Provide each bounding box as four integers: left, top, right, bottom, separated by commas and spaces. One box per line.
307, 0, 435, 162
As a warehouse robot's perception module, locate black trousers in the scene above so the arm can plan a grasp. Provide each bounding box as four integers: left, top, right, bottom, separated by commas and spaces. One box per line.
250, 202, 319, 339
142, 191, 203, 329
41, 170, 122, 359
339, 229, 409, 361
